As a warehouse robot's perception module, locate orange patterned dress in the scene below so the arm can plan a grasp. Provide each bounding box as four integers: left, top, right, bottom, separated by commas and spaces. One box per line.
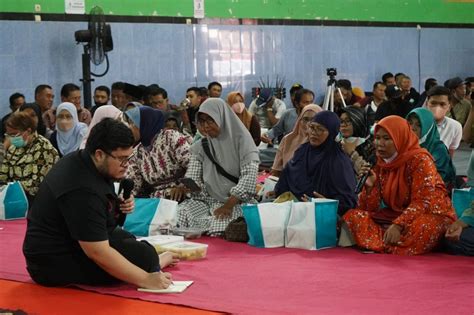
343, 116, 456, 255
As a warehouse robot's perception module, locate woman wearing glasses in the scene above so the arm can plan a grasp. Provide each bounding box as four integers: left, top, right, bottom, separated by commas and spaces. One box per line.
177, 98, 260, 236
274, 111, 357, 216
0, 111, 59, 202
338, 106, 376, 176
271, 104, 322, 177
124, 106, 190, 200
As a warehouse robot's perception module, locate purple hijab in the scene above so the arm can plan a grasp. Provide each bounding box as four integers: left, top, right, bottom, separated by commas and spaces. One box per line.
125, 106, 165, 148
275, 111, 357, 215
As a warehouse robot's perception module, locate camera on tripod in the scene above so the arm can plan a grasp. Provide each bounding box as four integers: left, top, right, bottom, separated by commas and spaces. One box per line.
326, 68, 337, 78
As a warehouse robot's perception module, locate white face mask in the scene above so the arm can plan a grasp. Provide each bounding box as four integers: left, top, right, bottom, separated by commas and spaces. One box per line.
430, 106, 449, 121
232, 102, 245, 114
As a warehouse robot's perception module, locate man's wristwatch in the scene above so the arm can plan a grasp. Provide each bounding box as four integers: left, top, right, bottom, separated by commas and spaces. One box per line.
266, 108, 273, 112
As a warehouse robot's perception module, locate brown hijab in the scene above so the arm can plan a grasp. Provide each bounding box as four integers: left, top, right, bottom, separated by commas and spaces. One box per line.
227, 91, 253, 130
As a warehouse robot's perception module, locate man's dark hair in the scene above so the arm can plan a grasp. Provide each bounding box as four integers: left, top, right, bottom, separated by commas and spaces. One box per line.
85, 118, 134, 154
373, 81, 385, 90
34, 84, 52, 97
61, 83, 80, 98
294, 88, 314, 105
111, 81, 125, 91
208, 81, 222, 90
95, 85, 110, 97
187, 87, 202, 96
149, 87, 168, 99
290, 83, 304, 96
381, 72, 394, 84
424, 78, 437, 92
395, 72, 405, 78
427, 85, 452, 101
9, 93, 25, 108
199, 87, 208, 97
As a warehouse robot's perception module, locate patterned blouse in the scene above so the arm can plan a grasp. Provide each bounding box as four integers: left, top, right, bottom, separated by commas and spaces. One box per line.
126, 129, 191, 198
358, 153, 455, 227
0, 133, 59, 197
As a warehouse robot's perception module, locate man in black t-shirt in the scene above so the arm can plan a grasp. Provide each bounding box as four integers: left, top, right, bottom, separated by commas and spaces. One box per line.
23, 118, 174, 289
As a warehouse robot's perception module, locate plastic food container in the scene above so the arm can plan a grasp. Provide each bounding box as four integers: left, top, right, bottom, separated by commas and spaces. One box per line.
171, 227, 205, 239
158, 241, 208, 260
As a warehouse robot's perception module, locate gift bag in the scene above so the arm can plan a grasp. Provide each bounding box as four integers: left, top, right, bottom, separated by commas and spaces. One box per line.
123, 198, 178, 236
285, 199, 339, 250
452, 188, 474, 218
0, 182, 29, 220
242, 201, 292, 248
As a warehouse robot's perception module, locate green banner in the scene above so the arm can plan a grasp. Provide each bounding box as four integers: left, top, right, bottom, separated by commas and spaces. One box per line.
1, 0, 473, 24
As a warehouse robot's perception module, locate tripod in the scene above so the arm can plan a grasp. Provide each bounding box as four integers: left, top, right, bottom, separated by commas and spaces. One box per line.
322, 73, 346, 112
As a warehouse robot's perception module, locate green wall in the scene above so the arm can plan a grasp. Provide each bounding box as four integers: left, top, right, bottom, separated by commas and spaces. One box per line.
1, 0, 473, 24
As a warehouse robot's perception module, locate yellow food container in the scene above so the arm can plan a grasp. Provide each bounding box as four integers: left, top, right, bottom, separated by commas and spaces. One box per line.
157, 241, 208, 260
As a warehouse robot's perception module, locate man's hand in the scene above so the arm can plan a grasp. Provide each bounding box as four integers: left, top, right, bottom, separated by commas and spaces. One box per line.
140, 272, 173, 290
383, 224, 402, 245
119, 195, 134, 214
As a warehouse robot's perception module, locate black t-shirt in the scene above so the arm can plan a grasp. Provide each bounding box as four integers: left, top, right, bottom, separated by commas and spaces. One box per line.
23, 150, 119, 258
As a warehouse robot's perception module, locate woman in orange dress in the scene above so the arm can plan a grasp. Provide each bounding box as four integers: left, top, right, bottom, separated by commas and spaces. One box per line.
343, 115, 455, 255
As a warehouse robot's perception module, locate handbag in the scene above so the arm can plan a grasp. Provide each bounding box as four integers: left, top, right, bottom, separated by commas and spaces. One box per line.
224, 217, 249, 242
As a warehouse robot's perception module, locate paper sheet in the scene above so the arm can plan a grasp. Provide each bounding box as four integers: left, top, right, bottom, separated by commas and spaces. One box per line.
138, 281, 194, 294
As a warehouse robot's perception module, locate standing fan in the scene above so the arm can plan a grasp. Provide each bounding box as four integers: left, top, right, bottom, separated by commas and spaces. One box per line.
74, 6, 113, 108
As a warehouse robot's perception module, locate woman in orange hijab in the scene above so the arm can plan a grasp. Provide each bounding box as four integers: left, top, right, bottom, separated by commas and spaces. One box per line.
227, 92, 261, 146
343, 115, 455, 255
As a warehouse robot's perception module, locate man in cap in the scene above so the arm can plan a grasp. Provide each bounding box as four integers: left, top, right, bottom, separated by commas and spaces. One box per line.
248, 88, 287, 129
123, 83, 144, 105
445, 77, 471, 126
373, 85, 411, 120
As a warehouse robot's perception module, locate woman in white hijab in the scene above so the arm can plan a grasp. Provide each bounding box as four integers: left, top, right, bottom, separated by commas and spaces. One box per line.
176, 98, 260, 236
49, 102, 88, 157
79, 105, 123, 149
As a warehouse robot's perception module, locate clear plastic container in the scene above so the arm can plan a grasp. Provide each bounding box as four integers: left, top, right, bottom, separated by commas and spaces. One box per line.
171, 227, 204, 239
158, 241, 208, 260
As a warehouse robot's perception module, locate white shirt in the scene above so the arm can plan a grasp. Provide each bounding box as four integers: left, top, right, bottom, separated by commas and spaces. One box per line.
437, 116, 462, 151
248, 98, 287, 129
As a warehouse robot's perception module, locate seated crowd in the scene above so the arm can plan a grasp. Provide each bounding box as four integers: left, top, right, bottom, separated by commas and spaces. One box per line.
1, 74, 472, 291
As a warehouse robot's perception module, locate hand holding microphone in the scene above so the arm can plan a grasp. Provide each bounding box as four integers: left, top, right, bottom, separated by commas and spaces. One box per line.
117, 179, 134, 226
355, 163, 376, 194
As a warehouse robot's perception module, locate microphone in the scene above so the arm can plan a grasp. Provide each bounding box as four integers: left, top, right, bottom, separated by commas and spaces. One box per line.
117, 178, 134, 226
355, 160, 375, 194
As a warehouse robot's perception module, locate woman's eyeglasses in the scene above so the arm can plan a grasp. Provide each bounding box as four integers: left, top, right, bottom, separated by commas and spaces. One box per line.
197, 117, 216, 126
307, 124, 328, 135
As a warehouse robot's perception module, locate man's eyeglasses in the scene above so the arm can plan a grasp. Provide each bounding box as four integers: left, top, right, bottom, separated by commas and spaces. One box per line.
105, 151, 134, 167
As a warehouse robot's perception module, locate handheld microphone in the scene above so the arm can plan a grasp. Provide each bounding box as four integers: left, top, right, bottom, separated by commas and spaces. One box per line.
355, 157, 377, 194
117, 178, 134, 226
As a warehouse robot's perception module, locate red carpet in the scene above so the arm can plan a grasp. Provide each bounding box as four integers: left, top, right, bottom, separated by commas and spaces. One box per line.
1, 220, 473, 315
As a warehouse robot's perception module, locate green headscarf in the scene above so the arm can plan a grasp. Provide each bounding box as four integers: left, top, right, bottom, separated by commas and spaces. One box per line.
407, 108, 456, 186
